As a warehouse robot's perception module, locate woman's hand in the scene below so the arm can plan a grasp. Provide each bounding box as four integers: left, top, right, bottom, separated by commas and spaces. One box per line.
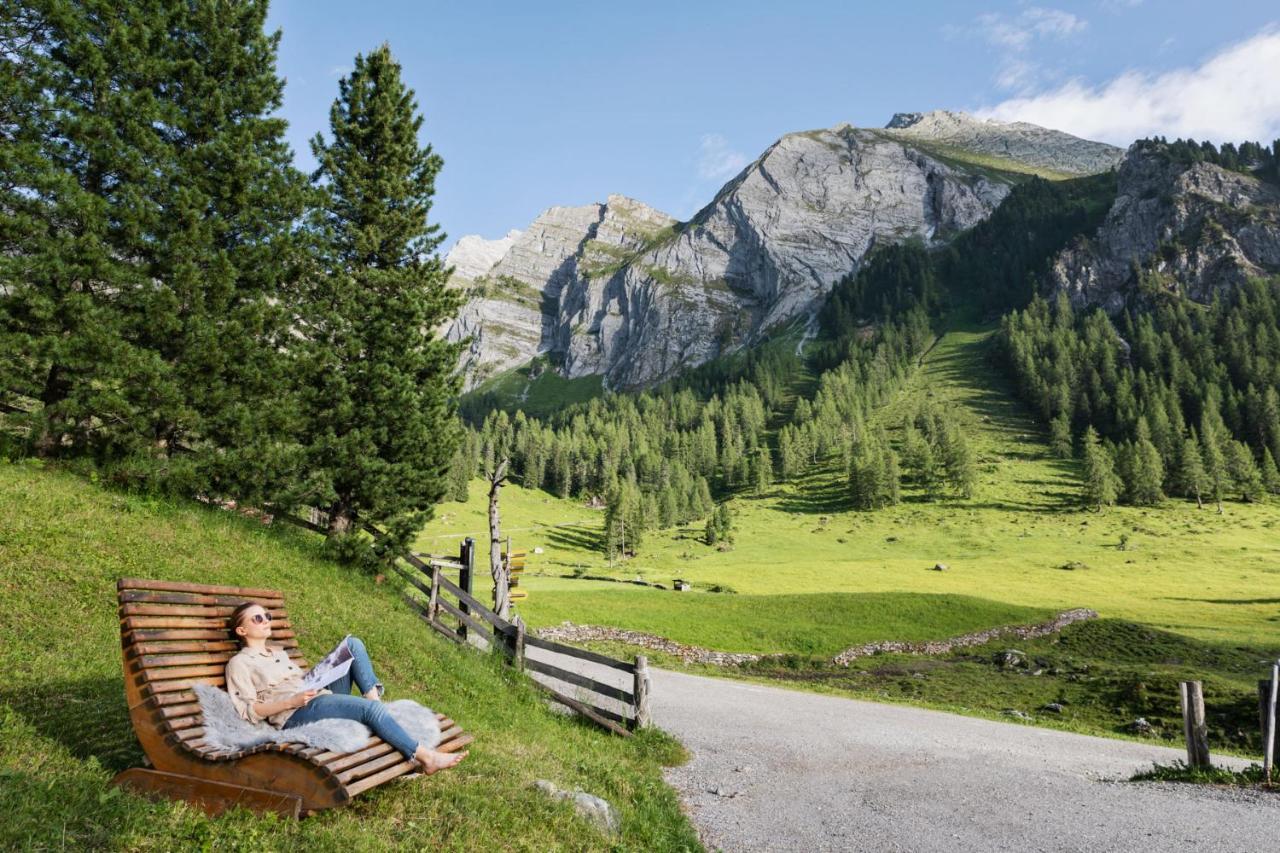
289, 690, 319, 709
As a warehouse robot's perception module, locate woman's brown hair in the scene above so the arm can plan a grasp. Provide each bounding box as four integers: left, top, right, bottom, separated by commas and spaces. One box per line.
228, 601, 258, 646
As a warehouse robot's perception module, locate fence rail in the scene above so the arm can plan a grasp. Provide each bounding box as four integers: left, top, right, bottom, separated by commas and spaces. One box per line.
388, 536, 650, 736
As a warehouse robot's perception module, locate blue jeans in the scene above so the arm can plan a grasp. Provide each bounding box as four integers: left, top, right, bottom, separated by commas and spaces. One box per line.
283, 636, 418, 760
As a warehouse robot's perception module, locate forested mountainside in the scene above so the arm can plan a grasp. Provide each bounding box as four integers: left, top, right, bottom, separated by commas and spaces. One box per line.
448, 135, 1280, 553
445, 111, 1121, 391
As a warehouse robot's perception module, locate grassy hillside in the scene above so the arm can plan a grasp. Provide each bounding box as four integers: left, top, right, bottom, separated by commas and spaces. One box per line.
419, 320, 1280, 752
0, 461, 699, 851
427, 322, 1280, 650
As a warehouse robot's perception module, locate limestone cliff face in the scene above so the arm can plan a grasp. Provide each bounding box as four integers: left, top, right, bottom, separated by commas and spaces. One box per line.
446, 111, 1123, 391
1049, 145, 1280, 314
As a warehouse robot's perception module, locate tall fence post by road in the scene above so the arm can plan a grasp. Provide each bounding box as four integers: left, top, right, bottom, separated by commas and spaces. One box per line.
1178, 681, 1210, 768
1262, 664, 1280, 783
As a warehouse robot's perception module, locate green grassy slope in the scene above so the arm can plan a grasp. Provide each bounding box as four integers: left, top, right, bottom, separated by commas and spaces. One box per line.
422, 321, 1280, 651
0, 461, 698, 851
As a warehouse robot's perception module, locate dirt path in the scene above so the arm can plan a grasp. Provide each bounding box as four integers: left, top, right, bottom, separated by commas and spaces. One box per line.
651, 668, 1278, 852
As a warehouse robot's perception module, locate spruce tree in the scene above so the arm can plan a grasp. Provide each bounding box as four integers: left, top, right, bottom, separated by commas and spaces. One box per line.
1225, 441, 1263, 502
1178, 436, 1206, 508
1128, 436, 1165, 506
1199, 416, 1227, 513
1081, 427, 1120, 510
1262, 448, 1280, 495
939, 422, 976, 498
301, 44, 463, 537
1049, 413, 1073, 459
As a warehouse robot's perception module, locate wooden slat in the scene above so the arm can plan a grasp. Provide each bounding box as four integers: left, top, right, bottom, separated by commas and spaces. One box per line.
168, 714, 201, 732
322, 742, 391, 774
123, 616, 235, 630
128, 628, 296, 642
420, 615, 464, 644
529, 681, 630, 737
135, 648, 304, 669
120, 590, 283, 608
336, 750, 405, 784
118, 578, 283, 599
145, 676, 225, 694
120, 602, 288, 619
129, 639, 301, 655
435, 725, 463, 744
157, 702, 202, 719
141, 663, 227, 682
523, 636, 637, 673
343, 759, 416, 798
438, 732, 473, 753
433, 573, 507, 629
436, 597, 491, 639
523, 657, 634, 705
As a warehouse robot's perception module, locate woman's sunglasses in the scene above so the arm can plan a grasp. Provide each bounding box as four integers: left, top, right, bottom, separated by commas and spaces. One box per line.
247, 612, 271, 625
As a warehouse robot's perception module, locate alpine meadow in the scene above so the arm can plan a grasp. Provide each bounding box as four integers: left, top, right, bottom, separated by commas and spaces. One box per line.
6, 2, 1280, 850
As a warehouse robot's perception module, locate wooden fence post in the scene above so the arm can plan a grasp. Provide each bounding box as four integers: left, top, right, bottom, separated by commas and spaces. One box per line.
1179, 681, 1210, 768
457, 537, 474, 641
427, 564, 440, 620
633, 655, 650, 729
1266, 664, 1280, 784
512, 618, 526, 671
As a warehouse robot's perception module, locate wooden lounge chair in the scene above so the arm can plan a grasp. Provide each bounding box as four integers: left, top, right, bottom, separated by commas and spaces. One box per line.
112, 578, 473, 818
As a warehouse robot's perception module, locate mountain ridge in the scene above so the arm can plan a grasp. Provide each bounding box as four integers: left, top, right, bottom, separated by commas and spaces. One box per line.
445, 111, 1123, 391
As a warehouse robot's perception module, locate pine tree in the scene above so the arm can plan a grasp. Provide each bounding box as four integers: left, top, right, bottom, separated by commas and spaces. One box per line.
1128, 436, 1165, 506
1261, 448, 1280, 495
752, 446, 773, 494
1, 0, 306, 497
1225, 441, 1264, 502
939, 422, 976, 498
300, 44, 463, 536
1081, 427, 1120, 510
1049, 413, 1073, 459
1177, 436, 1206, 508
1200, 416, 1227, 513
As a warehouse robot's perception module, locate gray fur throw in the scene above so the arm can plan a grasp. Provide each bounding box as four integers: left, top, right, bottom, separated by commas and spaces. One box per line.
193, 683, 441, 755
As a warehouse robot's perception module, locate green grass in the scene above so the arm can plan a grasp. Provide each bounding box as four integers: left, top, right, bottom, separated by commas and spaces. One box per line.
524, 592, 1051, 657
465, 357, 605, 419
421, 318, 1280, 755
0, 460, 699, 851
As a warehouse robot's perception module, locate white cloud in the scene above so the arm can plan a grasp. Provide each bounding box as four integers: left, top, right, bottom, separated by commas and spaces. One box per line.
961, 7, 1088, 92
327, 65, 351, 77
697, 134, 750, 181
978, 28, 1280, 145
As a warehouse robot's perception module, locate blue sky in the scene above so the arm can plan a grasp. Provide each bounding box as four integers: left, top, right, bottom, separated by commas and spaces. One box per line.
266, 1, 1280, 249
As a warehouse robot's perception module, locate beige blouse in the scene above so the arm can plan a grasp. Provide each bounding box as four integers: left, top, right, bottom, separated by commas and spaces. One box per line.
224, 644, 331, 727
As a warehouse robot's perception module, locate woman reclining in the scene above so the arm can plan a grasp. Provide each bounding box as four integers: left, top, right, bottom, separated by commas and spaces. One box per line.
224, 601, 466, 774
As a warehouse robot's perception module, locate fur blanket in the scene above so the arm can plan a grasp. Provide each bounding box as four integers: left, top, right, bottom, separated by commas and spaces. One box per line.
193, 683, 441, 755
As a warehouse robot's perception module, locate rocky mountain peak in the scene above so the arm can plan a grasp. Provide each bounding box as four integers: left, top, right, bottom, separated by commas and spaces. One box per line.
445, 113, 1128, 393
880, 109, 1124, 177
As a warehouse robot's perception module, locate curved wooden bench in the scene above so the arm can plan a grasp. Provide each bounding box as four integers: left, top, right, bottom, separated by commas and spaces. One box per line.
112, 578, 473, 817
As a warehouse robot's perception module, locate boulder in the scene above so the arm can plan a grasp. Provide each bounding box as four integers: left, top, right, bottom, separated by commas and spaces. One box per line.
531, 779, 621, 836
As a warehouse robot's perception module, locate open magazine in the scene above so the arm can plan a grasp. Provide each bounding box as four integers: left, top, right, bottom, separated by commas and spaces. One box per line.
300, 634, 354, 691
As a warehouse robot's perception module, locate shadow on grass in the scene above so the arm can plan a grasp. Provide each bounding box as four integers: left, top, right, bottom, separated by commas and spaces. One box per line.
0, 677, 142, 773
544, 525, 601, 553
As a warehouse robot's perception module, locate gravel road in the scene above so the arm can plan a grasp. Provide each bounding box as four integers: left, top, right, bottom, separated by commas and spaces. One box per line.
650, 668, 1280, 852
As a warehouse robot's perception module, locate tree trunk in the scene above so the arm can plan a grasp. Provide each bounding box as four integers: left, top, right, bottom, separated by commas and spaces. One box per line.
488, 458, 509, 620
327, 499, 354, 536
33, 363, 70, 457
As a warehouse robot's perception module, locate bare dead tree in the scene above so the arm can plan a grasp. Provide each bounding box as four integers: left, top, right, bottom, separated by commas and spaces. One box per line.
487, 457, 510, 619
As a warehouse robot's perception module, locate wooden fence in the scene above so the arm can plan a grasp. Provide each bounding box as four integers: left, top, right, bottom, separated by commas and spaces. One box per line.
388, 540, 650, 737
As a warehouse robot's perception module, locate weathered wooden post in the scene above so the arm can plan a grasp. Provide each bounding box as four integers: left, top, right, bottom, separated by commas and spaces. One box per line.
633, 655, 651, 729
458, 537, 475, 641
512, 617, 526, 671
1178, 681, 1210, 768
1266, 663, 1280, 784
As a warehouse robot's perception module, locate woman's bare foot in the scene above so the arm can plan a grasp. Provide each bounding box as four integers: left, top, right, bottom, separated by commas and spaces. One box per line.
414, 746, 467, 775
